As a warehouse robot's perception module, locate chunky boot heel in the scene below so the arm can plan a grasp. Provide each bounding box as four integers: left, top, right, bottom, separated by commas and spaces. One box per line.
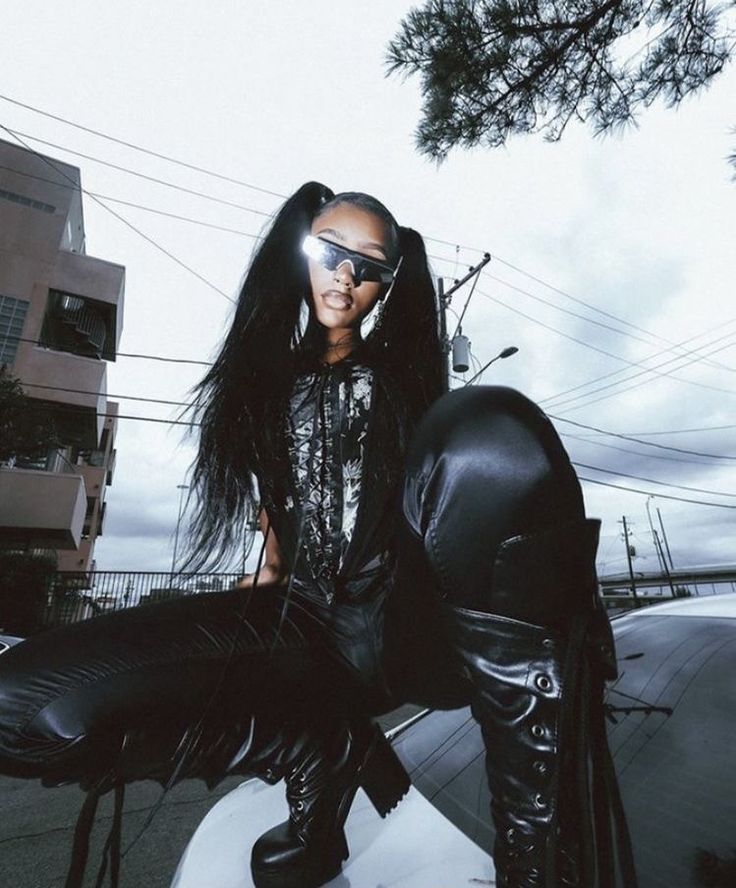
251, 719, 408, 888
360, 726, 411, 817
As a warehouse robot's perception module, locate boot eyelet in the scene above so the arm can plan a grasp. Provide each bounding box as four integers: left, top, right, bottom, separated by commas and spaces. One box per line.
531, 724, 545, 738
542, 638, 554, 648
506, 827, 516, 843
535, 674, 552, 692
534, 793, 545, 809
298, 772, 306, 782
295, 800, 304, 811
533, 760, 546, 774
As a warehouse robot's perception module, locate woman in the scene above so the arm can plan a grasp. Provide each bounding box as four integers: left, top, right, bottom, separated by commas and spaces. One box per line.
0, 183, 634, 888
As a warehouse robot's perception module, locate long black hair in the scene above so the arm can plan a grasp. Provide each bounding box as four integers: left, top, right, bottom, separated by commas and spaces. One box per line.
182, 181, 444, 572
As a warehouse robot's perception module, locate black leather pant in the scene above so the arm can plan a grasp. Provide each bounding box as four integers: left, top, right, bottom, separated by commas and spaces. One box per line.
0, 386, 583, 786
383, 384, 585, 706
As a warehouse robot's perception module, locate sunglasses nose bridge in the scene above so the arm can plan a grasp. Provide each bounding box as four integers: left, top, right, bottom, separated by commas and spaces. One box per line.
333, 257, 359, 284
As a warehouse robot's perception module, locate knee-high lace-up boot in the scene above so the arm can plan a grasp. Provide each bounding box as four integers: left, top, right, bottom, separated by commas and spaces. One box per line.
447, 520, 637, 888
251, 718, 410, 888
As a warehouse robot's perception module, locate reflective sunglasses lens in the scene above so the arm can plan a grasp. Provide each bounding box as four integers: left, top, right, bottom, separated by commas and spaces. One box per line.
303, 236, 395, 284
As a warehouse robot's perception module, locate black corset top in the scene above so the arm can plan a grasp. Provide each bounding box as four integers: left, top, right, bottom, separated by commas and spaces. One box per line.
284, 356, 375, 599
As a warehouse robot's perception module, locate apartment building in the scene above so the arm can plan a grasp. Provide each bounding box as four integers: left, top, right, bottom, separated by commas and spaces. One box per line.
0, 137, 124, 571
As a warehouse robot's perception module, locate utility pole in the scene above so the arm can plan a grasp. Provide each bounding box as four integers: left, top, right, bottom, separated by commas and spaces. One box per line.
170, 483, 189, 587
645, 496, 665, 572
437, 277, 450, 393
620, 516, 639, 603
656, 507, 675, 570
437, 253, 492, 391
654, 528, 677, 598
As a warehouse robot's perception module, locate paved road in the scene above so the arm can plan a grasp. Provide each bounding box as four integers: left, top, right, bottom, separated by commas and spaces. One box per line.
0, 705, 422, 888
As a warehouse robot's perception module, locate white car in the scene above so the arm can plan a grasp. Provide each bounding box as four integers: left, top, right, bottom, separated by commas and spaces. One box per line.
173, 593, 736, 888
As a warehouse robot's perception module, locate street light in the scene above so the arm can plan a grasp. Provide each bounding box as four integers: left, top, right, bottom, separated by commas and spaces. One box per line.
464, 346, 519, 386
170, 483, 189, 585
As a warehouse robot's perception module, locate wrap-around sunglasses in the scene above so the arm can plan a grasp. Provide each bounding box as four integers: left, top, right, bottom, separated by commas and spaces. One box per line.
302, 235, 399, 285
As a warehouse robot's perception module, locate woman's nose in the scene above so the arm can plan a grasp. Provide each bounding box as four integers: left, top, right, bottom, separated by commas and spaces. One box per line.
334, 260, 356, 287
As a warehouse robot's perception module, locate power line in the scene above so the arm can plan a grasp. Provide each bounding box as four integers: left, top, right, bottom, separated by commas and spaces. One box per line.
27, 402, 198, 428
0, 161, 263, 238
5, 88, 729, 387
539, 320, 736, 407
482, 269, 661, 347
6, 129, 274, 219
0, 125, 235, 304
11, 335, 212, 366
595, 422, 736, 437
572, 462, 736, 499
3, 113, 732, 461
18, 383, 736, 507
475, 284, 736, 401
432, 252, 736, 402
20, 384, 727, 470
9, 122, 731, 402
87, 193, 261, 238
6, 149, 730, 407
22, 384, 736, 492
427, 237, 735, 373
578, 476, 736, 510
0, 93, 286, 198
560, 432, 725, 467
477, 287, 630, 363
10, 336, 736, 461
546, 333, 736, 411
550, 414, 736, 460
21, 381, 191, 409
474, 287, 735, 405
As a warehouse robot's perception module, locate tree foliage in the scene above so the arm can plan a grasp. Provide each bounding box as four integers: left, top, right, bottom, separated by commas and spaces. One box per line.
0, 365, 57, 463
386, 0, 735, 163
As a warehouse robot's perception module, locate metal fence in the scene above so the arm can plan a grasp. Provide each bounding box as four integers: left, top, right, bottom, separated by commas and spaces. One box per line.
44, 570, 243, 627
41, 568, 734, 629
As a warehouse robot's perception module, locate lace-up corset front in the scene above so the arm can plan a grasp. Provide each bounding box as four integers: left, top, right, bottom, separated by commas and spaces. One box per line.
285, 357, 374, 600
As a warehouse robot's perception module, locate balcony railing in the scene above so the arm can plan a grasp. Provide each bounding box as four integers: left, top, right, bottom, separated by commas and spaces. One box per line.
12, 448, 78, 475
44, 571, 243, 627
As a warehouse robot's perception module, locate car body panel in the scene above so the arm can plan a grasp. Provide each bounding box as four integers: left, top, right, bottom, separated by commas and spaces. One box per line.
174, 594, 736, 887
0, 635, 23, 656
172, 782, 493, 888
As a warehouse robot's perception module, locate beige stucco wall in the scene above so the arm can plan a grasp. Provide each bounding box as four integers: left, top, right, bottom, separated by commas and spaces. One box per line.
1, 140, 124, 570
0, 467, 87, 549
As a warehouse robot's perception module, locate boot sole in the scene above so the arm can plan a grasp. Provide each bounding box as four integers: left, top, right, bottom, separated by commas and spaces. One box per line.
251, 831, 348, 888
251, 728, 409, 888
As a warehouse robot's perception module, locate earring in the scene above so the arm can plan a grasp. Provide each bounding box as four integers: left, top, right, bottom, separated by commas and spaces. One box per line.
371, 299, 386, 333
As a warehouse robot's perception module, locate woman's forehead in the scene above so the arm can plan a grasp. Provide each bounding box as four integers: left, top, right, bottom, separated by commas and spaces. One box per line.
312, 203, 391, 253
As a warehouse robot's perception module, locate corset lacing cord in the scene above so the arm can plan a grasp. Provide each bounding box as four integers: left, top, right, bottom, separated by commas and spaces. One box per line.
272, 365, 332, 643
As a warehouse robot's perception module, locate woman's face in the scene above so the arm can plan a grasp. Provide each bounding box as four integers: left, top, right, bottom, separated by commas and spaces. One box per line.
307, 202, 392, 337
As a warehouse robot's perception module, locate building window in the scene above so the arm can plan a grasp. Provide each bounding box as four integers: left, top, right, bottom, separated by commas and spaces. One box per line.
0, 295, 29, 365
0, 187, 55, 214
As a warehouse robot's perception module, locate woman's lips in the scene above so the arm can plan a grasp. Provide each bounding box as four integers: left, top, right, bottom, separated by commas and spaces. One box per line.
322, 290, 353, 310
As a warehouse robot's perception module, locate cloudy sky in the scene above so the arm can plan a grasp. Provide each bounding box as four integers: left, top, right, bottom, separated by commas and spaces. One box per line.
3, 1, 734, 579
